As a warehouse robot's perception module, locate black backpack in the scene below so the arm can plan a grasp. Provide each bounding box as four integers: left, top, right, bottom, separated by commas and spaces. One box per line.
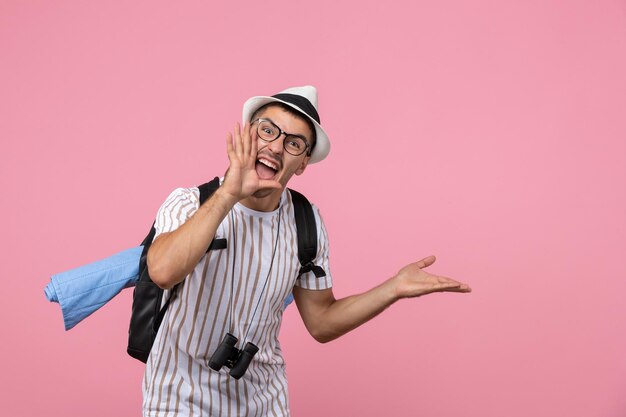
127, 177, 326, 363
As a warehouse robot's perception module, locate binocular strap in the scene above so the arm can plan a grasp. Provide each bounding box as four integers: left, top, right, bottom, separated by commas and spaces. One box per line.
225, 204, 283, 348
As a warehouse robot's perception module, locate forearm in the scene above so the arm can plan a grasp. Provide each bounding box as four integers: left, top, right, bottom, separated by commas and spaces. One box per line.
314, 278, 399, 343
147, 188, 237, 289
309, 258, 471, 342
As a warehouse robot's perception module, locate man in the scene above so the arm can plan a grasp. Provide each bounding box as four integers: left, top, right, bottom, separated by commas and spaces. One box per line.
143, 86, 471, 416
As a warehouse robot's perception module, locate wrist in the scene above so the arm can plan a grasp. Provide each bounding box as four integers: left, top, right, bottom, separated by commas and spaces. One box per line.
211, 187, 239, 211
382, 276, 402, 304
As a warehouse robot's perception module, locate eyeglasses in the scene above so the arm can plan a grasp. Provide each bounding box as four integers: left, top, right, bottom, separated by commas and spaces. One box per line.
252, 118, 311, 157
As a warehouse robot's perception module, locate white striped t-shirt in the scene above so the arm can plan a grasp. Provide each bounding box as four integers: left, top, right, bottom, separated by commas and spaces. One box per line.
142, 184, 332, 417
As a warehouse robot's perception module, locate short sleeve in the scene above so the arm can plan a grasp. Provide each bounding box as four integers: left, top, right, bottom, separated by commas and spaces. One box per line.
153, 187, 200, 240
294, 204, 333, 290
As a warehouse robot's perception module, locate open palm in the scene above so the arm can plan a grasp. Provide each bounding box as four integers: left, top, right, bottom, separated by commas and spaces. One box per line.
394, 255, 471, 299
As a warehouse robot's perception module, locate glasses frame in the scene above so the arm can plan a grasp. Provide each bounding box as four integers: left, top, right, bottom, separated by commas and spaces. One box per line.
252, 118, 312, 157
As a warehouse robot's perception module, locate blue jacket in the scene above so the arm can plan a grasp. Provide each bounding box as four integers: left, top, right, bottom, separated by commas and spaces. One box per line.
45, 246, 296, 330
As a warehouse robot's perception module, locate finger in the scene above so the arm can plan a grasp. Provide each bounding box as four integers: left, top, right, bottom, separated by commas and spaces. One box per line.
435, 282, 461, 290
415, 255, 436, 269
248, 123, 259, 158
414, 282, 460, 297
226, 132, 235, 160
258, 179, 283, 190
234, 123, 243, 157
442, 285, 472, 293
242, 122, 251, 160
433, 277, 471, 293
455, 283, 472, 292
433, 274, 464, 286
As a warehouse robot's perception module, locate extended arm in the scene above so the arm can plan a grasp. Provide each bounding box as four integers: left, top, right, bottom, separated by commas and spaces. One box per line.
293, 255, 471, 343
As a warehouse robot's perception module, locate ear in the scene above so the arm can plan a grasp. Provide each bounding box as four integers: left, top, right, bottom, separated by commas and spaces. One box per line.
295, 155, 310, 176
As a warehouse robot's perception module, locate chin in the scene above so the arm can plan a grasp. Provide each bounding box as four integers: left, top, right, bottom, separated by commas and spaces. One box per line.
252, 188, 277, 198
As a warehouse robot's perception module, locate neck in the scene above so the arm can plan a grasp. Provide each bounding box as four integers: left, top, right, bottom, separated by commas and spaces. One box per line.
239, 188, 283, 212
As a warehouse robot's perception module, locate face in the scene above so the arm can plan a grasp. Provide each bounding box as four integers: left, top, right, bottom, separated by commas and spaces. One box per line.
251, 105, 313, 197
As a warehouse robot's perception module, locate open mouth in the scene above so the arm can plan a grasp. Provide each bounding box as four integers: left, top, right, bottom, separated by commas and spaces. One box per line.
255, 157, 279, 180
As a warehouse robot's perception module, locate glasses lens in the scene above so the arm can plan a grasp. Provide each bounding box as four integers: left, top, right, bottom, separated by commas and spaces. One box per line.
257, 120, 279, 141
284, 136, 307, 156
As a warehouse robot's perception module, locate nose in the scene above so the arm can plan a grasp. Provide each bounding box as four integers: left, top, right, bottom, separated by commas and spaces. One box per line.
252, 127, 282, 156
266, 134, 285, 155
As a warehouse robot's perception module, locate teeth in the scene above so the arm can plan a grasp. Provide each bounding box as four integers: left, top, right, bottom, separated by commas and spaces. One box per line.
258, 158, 278, 171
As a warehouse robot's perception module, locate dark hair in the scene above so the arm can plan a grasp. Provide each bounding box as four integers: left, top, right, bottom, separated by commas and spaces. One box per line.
250, 102, 317, 153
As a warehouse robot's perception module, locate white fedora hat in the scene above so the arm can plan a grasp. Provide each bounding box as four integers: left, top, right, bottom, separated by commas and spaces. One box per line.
242, 85, 330, 164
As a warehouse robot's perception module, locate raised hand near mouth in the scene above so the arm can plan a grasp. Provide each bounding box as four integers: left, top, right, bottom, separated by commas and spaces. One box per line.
222, 122, 283, 202
145, 123, 283, 289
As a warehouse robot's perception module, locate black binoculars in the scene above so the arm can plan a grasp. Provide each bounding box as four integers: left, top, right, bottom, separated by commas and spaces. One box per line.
208, 333, 259, 379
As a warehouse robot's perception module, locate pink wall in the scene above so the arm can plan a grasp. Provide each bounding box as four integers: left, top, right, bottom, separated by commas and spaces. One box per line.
2, 1, 625, 416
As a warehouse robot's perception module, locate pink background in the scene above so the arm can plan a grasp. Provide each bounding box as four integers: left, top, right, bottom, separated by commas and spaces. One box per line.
2, 1, 625, 416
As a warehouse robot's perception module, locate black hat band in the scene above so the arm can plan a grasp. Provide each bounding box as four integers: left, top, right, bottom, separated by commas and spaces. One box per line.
271, 93, 321, 124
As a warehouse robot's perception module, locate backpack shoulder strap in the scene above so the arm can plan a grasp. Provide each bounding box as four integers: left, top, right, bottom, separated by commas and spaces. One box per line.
138, 176, 222, 252
288, 188, 326, 278
198, 177, 227, 251
198, 177, 221, 204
